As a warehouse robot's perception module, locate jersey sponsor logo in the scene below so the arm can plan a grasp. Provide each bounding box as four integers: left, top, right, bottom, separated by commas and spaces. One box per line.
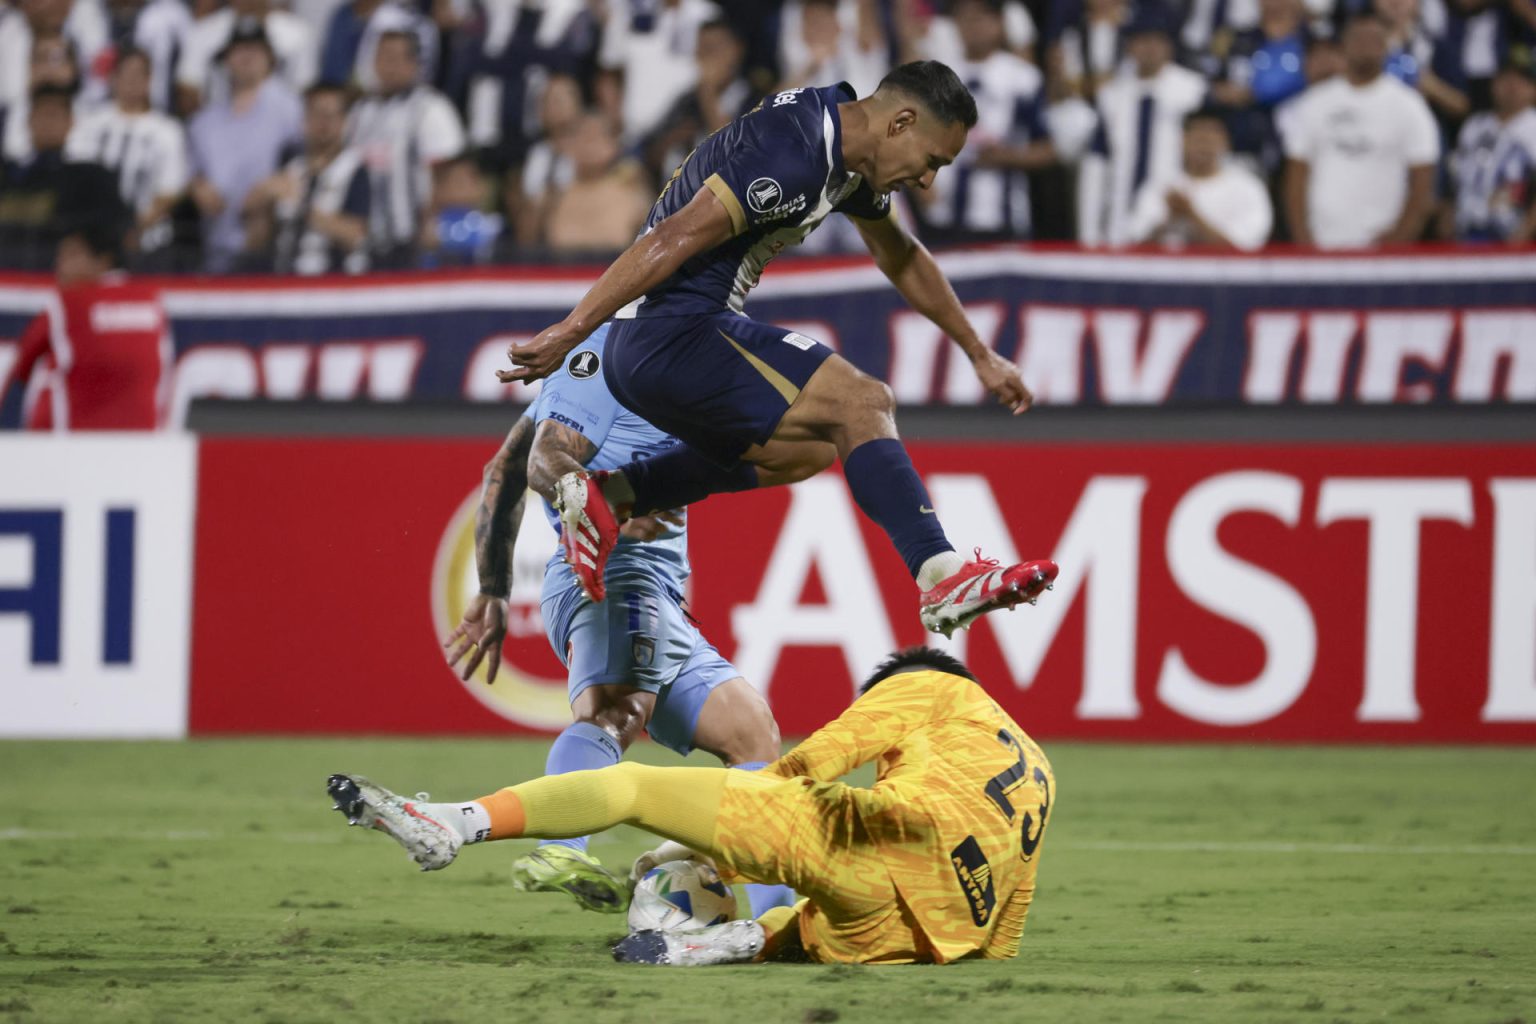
90, 302, 162, 333
568, 350, 600, 379
632, 636, 656, 668
757, 193, 808, 223
950, 835, 997, 926
546, 410, 587, 434
782, 331, 818, 351
747, 177, 784, 214
771, 88, 806, 107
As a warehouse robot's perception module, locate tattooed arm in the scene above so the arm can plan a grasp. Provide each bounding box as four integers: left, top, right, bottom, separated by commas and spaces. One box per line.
527, 419, 598, 499
444, 417, 538, 684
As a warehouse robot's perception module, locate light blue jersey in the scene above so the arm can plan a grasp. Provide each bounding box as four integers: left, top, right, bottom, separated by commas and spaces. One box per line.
529, 325, 690, 600
527, 324, 741, 756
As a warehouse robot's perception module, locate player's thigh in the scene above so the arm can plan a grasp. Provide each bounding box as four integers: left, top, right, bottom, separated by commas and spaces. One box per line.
688, 676, 781, 766
756, 351, 894, 447
606, 314, 835, 467
543, 580, 689, 710
711, 774, 896, 919
745, 438, 837, 487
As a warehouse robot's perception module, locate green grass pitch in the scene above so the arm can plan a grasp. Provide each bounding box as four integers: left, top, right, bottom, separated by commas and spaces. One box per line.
2, 739, 1533, 1024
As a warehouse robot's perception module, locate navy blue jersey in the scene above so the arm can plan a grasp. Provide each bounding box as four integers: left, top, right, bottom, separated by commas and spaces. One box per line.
615, 82, 892, 319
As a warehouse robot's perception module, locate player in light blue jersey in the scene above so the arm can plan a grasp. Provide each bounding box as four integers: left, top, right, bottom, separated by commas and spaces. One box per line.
443, 324, 797, 918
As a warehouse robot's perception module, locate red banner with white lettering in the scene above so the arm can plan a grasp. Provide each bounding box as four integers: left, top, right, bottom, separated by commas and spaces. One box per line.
189, 438, 1536, 742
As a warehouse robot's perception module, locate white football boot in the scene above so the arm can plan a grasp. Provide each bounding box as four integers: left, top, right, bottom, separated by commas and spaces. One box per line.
327, 773, 462, 871
612, 920, 766, 966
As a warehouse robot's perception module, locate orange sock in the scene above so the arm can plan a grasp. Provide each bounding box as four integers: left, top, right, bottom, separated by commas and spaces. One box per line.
474, 789, 526, 840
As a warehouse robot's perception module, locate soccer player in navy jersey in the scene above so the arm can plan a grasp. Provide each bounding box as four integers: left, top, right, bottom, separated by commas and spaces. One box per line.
499, 61, 1056, 636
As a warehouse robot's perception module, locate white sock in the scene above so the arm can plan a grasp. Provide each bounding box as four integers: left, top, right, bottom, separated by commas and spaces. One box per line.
916, 551, 965, 592
418, 800, 493, 844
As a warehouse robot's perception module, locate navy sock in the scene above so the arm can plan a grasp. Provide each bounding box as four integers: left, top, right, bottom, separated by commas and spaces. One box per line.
842, 438, 953, 579
621, 446, 757, 516
537, 721, 622, 853
731, 760, 798, 915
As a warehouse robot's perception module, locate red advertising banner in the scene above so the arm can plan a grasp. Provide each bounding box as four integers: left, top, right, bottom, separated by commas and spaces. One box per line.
190, 438, 1536, 743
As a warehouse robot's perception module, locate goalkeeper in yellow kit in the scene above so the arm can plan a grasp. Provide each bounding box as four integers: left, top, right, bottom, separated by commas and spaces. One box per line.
327, 648, 1054, 965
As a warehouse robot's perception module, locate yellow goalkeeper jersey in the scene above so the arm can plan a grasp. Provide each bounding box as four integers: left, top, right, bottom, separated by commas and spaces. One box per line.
764, 669, 1054, 964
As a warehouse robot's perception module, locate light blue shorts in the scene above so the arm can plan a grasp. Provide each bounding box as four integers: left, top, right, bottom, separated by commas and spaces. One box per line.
540, 567, 740, 756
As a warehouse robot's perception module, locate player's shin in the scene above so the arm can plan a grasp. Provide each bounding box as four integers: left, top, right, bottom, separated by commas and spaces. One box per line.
731, 760, 799, 915
536, 722, 623, 854
842, 438, 958, 585
619, 446, 757, 515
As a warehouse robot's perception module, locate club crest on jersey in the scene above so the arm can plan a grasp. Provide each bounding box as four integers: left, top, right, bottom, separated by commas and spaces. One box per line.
747, 177, 784, 214
632, 636, 656, 668
568, 351, 600, 379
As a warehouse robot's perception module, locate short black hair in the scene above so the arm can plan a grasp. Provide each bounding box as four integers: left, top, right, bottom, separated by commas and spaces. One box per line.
1183, 106, 1228, 130
860, 646, 979, 694
377, 29, 421, 59
303, 81, 352, 107
876, 61, 978, 129
59, 221, 125, 268
114, 46, 152, 73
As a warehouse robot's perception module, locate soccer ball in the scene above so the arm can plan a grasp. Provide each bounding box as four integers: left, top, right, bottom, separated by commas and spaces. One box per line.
627, 860, 737, 932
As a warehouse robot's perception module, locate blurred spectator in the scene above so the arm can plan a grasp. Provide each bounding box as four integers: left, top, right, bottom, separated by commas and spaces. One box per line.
1283, 14, 1439, 246
3, 31, 86, 161
0, 0, 111, 120
596, 0, 722, 144
1052, 0, 1131, 100
462, 0, 593, 171
902, 0, 1038, 66
1376, 0, 1471, 118
243, 83, 371, 273
542, 111, 651, 254
643, 18, 758, 181
0, 222, 177, 430
67, 47, 189, 255
1210, 0, 1314, 173
419, 153, 503, 264
129, 0, 196, 111
508, 71, 581, 248
1444, 0, 1528, 112
1182, 0, 1329, 75
318, 0, 437, 92
0, 85, 126, 270
349, 29, 465, 263
778, 0, 888, 98
187, 24, 303, 270
916, 0, 1057, 242
1077, 4, 1208, 245
1447, 56, 1536, 241
1130, 108, 1274, 248
177, 0, 317, 112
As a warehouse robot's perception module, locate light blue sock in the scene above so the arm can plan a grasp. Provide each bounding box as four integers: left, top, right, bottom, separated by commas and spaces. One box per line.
731, 760, 799, 916
538, 721, 623, 853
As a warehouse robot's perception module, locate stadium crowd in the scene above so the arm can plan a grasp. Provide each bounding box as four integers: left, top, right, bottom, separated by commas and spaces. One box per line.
0, 0, 1532, 273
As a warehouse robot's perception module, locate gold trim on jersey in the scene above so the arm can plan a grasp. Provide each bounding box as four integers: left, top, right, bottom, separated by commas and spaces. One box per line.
718, 328, 799, 404
704, 173, 747, 236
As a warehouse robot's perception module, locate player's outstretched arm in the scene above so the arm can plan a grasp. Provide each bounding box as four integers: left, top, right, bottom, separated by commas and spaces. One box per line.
445, 416, 535, 683
851, 213, 1033, 415
499, 188, 737, 384
765, 672, 943, 782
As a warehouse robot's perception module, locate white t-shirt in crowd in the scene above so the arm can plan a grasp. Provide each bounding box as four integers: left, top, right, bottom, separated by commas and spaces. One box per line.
349, 84, 466, 248
1282, 73, 1440, 249
598, 0, 720, 143
177, 9, 318, 106
1129, 163, 1274, 250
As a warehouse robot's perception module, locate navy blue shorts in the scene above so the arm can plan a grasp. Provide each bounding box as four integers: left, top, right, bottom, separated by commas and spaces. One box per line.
604, 312, 835, 467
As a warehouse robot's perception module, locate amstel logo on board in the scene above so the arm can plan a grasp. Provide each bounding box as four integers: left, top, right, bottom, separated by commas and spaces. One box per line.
429, 488, 572, 729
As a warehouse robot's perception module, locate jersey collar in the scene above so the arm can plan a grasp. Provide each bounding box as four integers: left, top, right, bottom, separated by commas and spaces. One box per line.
829, 81, 856, 177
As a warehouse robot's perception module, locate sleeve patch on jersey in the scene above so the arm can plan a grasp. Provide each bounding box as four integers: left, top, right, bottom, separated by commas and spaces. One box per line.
950, 835, 998, 927
746, 177, 783, 213
568, 350, 600, 379
704, 173, 747, 235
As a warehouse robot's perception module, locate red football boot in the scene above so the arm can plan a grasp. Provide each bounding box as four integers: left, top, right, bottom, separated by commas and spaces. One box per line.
919, 551, 1058, 637
553, 471, 620, 602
